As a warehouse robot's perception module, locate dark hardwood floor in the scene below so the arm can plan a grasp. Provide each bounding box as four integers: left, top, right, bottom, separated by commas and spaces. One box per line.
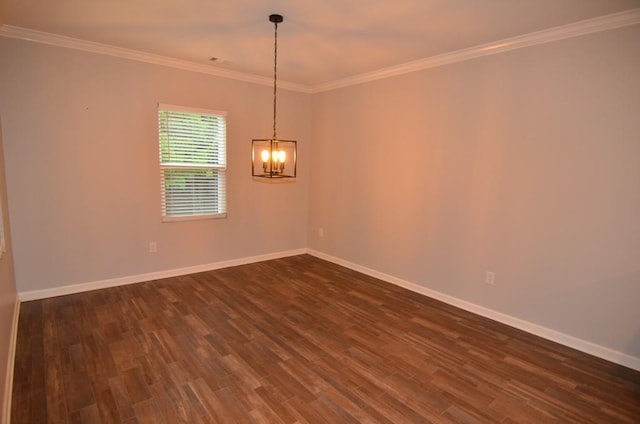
11, 255, 640, 423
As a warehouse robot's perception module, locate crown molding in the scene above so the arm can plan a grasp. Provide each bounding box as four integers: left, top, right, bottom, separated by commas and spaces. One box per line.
311, 8, 640, 93
0, 25, 312, 93
1, 8, 638, 94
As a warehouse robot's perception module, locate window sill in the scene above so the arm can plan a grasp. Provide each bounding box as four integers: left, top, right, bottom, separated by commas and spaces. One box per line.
162, 213, 227, 223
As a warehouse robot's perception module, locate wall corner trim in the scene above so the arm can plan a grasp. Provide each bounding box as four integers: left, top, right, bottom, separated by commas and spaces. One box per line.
310, 8, 640, 92
1, 8, 638, 94
0, 25, 311, 94
2, 296, 20, 424
18, 248, 307, 302
306, 249, 640, 372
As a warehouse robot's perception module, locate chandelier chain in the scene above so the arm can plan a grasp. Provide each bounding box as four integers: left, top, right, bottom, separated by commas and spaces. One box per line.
273, 20, 278, 139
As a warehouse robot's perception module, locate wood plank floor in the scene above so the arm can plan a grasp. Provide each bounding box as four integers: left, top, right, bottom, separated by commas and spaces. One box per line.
11, 254, 640, 423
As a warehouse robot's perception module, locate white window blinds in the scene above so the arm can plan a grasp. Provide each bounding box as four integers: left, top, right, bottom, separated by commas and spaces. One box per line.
158, 104, 227, 221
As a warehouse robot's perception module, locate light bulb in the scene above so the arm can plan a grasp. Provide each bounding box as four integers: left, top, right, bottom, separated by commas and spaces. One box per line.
272, 150, 279, 163
261, 150, 269, 162
278, 150, 286, 162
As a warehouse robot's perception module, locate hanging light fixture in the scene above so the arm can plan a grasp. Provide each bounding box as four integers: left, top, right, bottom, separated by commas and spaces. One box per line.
252, 14, 297, 179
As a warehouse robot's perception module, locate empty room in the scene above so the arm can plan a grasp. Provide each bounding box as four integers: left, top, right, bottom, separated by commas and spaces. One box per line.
1, 0, 639, 422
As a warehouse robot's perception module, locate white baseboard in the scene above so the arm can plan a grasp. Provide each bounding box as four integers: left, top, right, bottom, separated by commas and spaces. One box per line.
307, 249, 640, 372
2, 295, 19, 424
15, 247, 640, 372
18, 248, 307, 302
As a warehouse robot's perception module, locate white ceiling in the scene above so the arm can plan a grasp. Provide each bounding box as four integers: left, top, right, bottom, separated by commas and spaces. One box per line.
2, 0, 639, 86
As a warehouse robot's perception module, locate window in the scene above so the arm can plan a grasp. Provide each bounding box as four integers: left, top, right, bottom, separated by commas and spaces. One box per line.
158, 104, 227, 221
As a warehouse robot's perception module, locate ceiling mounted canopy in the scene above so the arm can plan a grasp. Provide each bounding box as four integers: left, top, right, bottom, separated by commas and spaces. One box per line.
252, 14, 297, 180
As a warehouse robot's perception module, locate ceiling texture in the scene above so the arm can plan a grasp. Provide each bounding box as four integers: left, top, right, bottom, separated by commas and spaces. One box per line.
1, 0, 639, 89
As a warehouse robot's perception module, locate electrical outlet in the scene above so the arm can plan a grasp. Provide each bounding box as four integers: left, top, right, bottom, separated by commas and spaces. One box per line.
149, 242, 157, 253
485, 271, 495, 285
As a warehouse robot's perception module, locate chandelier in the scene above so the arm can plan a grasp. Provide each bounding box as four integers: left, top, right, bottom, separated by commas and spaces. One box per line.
251, 14, 297, 179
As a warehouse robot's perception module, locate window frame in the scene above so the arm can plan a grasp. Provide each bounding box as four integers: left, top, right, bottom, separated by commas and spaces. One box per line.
158, 103, 227, 223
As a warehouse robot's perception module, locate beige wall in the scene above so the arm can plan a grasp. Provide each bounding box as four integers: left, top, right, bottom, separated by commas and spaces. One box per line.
1, 23, 639, 366
309, 25, 640, 357
0, 38, 311, 293
0, 117, 18, 423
